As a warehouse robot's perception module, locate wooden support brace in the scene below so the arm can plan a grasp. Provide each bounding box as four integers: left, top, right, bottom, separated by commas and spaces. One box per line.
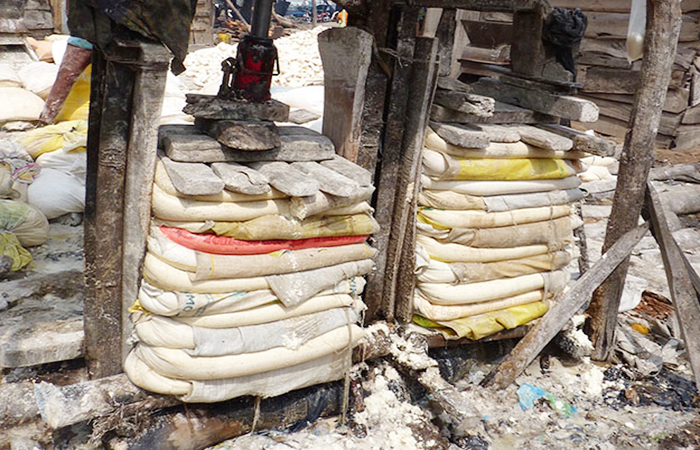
644, 183, 700, 391
586, 0, 683, 362
481, 224, 649, 390
363, 6, 420, 321
319, 27, 374, 163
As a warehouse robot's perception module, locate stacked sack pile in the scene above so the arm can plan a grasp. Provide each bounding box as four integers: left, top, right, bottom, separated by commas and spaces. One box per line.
124, 124, 379, 403
413, 125, 587, 340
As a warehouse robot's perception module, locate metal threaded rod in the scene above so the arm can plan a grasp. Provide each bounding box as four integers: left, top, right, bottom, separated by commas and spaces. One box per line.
250, 0, 274, 38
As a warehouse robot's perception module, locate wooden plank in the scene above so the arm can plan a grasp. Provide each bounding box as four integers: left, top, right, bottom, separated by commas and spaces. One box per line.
320, 155, 373, 187
120, 43, 170, 368
580, 65, 686, 94
470, 77, 599, 122
644, 183, 700, 390
461, 19, 512, 47
587, 0, 683, 362
583, 11, 700, 42
392, 0, 539, 11
510, 3, 548, 78
431, 102, 558, 124
84, 55, 134, 379
481, 224, 649, 389
436, 9, 457, 77
673, 124, 700, 149
459, 44, 510, 65
318, 27, 373, 163
388, 37, 439, 324
536, 123, 616, 156
364, 6, 420, 321
583, 95, 683, 136
585, 89, 690, 114
681, 102, 700, 123
553, 0, 700, 12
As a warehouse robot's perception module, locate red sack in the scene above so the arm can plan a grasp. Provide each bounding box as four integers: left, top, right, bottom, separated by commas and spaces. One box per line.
159, 226, 369, 255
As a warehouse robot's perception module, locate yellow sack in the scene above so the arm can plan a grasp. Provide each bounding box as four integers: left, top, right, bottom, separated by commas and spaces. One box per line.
18, 120, 88, 158
0, 232, 33, 271
55, 65, 91, 122
422, 148, 581, 181
413, 301, 548, 340
211, 213, 380, 240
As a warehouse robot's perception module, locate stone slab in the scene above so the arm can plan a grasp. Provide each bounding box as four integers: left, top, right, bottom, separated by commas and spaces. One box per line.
430, 121, 490, 148
184, 94, 290, 122
513, 125, 574, 151
291, 161, 361, 197
320, 155, 373, 187
430, 102, 558, 125
160, 156, 225, 196
473, 124, 521, 143
195, 119, 281, 150
159, 125, 335, 163
210, 162, 271, 195
434, 89, 495, 117
248, 161, 320, 197
288, 108, 321, 124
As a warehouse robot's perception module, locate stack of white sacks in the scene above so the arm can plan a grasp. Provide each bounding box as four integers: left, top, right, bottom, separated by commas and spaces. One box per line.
124, 147, 379, 402
413, 126, 586, 340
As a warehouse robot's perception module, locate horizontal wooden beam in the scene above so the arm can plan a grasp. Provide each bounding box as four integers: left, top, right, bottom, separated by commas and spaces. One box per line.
395, 0, 538, 11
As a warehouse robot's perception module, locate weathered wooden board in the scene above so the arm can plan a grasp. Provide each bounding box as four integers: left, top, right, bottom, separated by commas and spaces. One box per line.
551, 0, 700, 13
583, 95, 683, 136
318, 27, 373, 162
431, 102, 558, 124
580, 66, 686, 94
474, 124, 521, 142
461, 19, 512, 47
471, 77, 599, 122
195, 119, 280, 150
585, 89, 690, 114
583, 12, 700, 42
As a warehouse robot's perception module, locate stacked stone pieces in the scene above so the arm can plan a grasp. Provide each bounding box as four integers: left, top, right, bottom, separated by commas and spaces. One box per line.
412, 122, 587, 340
123, 100, 378, 403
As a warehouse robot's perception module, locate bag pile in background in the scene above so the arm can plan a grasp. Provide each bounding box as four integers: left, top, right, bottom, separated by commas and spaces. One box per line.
124, 132, 379, 403
413, 127, 587, 340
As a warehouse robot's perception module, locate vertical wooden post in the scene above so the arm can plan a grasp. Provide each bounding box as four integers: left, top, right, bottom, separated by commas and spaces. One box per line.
435, 8, 456, 77
391, 37, 439, 324
84, 57, 134, 379
84, 40, 171, 378
121, 42, 171, 364
586, 0, 683, 361
510, 3, 547, 77
363, 6, 420, 321
644, 183, 700, 390
312, 0, 317, 26
318, 27, 373, 162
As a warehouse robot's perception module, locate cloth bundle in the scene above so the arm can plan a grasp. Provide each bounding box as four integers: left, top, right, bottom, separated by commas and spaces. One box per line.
413, 128, 585, 340
125, 153, 378, 403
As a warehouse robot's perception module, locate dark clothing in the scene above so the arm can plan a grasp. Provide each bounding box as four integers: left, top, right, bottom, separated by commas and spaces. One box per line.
67, 0, 197, 73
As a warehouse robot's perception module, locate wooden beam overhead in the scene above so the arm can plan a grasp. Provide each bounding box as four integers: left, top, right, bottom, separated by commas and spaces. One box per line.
394, 0, 539, 12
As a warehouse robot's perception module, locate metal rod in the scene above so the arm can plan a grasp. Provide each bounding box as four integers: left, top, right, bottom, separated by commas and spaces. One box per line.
250, 0, 274, 38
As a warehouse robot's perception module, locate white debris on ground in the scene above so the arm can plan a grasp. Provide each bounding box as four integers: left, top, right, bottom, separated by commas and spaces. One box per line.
179, 27, 325, 94
212, 361, 440, 450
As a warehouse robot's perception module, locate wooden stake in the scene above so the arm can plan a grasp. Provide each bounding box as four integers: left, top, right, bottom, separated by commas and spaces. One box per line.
318, 27, 373, 162
644, 183, 700, 390
363, 6, 420, 321
481, 224, 649, 389
586, 0, 683, 361
384, 37, 438, 323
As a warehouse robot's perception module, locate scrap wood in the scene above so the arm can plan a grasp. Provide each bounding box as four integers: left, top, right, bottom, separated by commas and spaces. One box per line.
480, 223, 649, 390
644, 182, 700, 390
649, 163, 700, 183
